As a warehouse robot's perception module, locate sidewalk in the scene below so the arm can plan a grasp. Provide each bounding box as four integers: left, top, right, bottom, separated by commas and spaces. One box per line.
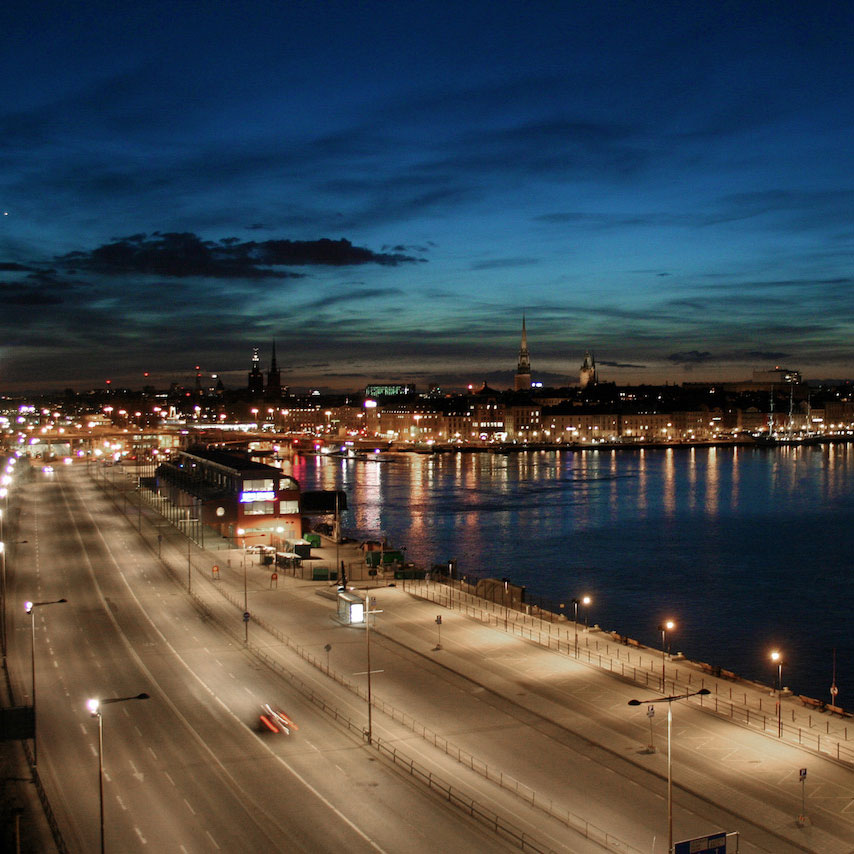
398, 579, 854, 765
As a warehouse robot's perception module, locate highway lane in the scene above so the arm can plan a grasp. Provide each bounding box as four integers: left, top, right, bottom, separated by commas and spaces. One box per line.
5, 467, 520, 854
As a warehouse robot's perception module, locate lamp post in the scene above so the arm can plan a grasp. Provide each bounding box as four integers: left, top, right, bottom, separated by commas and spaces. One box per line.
0, 540, 6, 659
178, 509, 198, 593
87, 693, 150, 854
572, 595, 591, 657
629, 688, 710, 854
771, 650, 783, 737
658, 619, 675, 691
25, 598, 67, 765
362, 595, 383, 744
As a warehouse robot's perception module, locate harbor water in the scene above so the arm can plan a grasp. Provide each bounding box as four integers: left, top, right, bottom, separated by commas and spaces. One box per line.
286, 443, 854, 704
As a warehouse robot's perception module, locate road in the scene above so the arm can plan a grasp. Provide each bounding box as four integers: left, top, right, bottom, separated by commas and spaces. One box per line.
5, 462, 853, 854
4, 465, 523, 853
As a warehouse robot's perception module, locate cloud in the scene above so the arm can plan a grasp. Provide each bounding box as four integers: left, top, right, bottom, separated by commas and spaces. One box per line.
301, 287, 402, 310
55, 232, 421, 280
747, 350, 790, 361
470, 257, 539, 271
598, 360, 647, 369
666, 351, 714, 364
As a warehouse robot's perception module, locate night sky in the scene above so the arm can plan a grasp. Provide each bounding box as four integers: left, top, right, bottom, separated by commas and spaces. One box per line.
2, 1, 852, 394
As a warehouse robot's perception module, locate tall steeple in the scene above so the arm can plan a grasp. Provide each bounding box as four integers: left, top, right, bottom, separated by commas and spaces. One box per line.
266, 341, 281, 398
514, 315, 532, 391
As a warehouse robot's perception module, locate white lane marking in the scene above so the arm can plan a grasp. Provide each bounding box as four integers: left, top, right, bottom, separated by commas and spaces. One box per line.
116, 795, 128, 811
90, 744, 98, 757
205, 831, 221, 849
184, 798, 196, 815
148, 746, 157, 760
164, 772, 176, 786
81, 724, 88, 735
134, 826, 147, 844
243, 686, 254, 696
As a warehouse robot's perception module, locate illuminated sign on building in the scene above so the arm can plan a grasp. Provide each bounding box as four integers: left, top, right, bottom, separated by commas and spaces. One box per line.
239, 490, 275, 503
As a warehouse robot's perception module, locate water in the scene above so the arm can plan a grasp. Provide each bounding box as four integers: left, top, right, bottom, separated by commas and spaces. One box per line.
285, 444, 854, 703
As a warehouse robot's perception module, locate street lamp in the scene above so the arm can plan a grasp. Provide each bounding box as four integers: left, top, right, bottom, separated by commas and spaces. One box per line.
25, 598, 67, 765
238, 528, 249, 644
360, 595, 383, 745
87, 693, 150, 854
771, 650, 783, 737
629, 688, 710, 854
572, 595, 591, 657
658, 619, 675, 691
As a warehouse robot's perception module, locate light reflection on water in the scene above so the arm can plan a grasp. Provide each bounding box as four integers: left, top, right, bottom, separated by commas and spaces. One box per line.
289, 446, 854, 701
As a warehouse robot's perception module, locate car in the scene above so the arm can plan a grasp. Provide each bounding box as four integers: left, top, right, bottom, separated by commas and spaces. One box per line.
42, 465, 54, 473
259, 704, 298, 735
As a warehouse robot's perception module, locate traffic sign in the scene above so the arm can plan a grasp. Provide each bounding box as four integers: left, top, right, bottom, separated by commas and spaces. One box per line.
799, 767, 807, 781
243, 611, 250, 622
674, 832, 727, 854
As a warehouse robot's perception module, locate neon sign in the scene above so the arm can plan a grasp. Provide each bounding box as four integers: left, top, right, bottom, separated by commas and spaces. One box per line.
239, 490, 275, 503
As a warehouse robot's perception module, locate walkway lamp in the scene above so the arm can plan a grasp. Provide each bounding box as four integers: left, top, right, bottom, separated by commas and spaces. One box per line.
571, 595, 591, 657
771, 650, 783, 737
658, 619, 675, 691
25, 598, 67, 764
629, 688, 710, 854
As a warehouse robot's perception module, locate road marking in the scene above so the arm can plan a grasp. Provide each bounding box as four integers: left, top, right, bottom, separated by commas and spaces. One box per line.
90, 744, 98, 757
134, 826, 147, 844
148, 746, 157, 760
243, 686, 254, 696
184, 798, 196, 815
164, 772, 176, 786
116, 795, 128, 811
80, 723, 87, 735
205, 831, 221, 849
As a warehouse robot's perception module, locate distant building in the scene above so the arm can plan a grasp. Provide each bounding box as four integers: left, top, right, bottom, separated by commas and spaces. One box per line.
365, 383, 416, 397
247, 348, 264, 396
514, 316, 532, 391
579, 351, 597, 389
752, 366, 802, 384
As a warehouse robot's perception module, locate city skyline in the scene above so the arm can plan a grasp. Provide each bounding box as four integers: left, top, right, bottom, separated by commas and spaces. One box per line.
2, 2, 853, 393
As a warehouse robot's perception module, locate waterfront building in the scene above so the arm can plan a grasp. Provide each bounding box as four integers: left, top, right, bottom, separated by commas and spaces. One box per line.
155, 446, 301, 547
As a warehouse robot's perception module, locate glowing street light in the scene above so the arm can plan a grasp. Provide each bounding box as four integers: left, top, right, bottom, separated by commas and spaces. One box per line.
571, 595, 591, 657
25, 597, 67, 764
629, 688, 710, 854
658, 619, 675, 691
771, 650, 784, 737
87, 693, 150, 854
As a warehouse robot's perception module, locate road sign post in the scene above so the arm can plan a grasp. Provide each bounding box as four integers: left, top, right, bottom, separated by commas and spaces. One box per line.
798, 768, 809, 826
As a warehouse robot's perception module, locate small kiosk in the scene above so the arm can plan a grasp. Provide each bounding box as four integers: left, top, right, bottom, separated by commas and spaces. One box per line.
337, 591, 366, 625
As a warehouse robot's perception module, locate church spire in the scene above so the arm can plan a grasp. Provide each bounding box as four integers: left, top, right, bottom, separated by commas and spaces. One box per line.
266, 340, 282, 399
514, 314, 532, 391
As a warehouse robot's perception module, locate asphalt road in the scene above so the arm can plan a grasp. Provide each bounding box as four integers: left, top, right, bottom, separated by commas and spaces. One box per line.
6, 462, 852, 854
4, 466, 521, 853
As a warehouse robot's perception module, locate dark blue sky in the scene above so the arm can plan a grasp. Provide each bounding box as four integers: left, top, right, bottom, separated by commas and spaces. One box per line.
1, 1, 852, 393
